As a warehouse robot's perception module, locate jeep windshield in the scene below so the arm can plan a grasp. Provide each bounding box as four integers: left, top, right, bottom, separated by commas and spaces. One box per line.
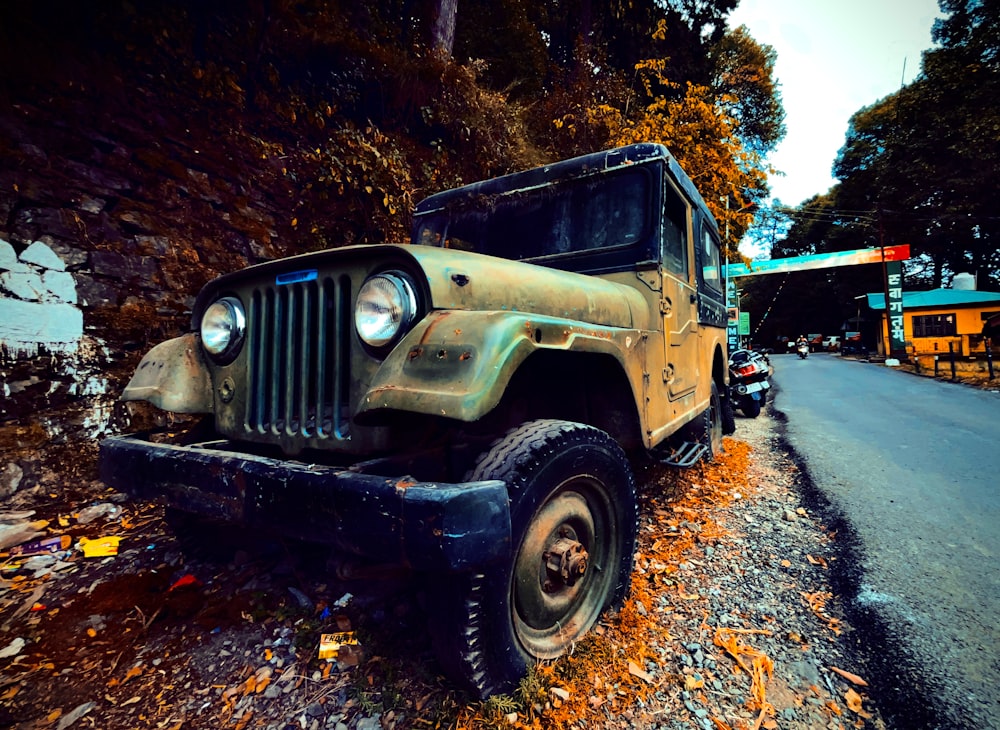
412, 167, 652, 263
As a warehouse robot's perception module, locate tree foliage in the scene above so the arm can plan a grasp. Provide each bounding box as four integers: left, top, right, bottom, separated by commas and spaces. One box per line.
0, 0, 785, 254
831, 0, 1000, 289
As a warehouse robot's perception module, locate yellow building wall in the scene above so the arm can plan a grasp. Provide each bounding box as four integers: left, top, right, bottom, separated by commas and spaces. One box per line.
879, 304, 1000, 358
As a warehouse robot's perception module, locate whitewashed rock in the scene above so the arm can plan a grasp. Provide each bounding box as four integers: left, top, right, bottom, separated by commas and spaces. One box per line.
1, 269, 45, 300
42, 269, 78, 303
0, 239, 16, 270
0, 298, 83, 354
20, 240, 66, 271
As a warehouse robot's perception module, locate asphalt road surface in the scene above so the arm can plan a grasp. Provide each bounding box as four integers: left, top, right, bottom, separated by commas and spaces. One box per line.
768, 353, 1000, 729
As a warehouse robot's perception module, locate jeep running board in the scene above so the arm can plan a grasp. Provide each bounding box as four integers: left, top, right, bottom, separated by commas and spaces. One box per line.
659, 441, 709, 468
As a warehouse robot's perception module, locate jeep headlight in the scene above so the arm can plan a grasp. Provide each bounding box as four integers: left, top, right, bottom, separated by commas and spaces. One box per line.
200, 296, 246, 363
355, 272, 418, 349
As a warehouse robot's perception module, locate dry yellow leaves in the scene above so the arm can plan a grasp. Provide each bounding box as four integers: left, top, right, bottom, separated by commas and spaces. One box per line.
806, 554, 829, 569
627, 661, 654, 684
123, 664, 143, 683
845, 688, 873, 718
830, 665, 868, 686
684, 674, 704, 690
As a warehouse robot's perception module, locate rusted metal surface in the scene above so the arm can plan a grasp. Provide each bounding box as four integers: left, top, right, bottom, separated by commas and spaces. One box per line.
121, 333, 214, 413
358, 308, 645, 423
99, 434, 511, 572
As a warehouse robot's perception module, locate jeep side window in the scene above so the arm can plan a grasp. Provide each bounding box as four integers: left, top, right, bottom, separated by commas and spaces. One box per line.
701, 226, 722, 292
662, 183, 688, 278
413, 168, 650, 261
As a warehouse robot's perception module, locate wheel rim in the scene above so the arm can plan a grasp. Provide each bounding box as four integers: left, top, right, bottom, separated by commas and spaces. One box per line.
512, 477, 616, 659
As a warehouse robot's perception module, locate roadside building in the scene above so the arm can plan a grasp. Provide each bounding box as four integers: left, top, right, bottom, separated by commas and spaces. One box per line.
866, 278, 1000, 371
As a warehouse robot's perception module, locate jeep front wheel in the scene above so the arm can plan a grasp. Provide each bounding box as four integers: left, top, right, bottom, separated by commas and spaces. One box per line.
429, 419, 638, 698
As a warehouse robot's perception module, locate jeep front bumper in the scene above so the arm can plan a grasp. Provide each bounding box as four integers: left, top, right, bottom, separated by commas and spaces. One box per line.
99, 435, 511, 572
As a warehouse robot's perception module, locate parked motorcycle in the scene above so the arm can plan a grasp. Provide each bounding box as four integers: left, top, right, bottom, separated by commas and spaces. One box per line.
728, 349, 771, 418
796, 342, 809, 359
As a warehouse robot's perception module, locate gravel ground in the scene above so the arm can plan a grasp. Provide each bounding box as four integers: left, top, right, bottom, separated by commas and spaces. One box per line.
0, 403, 887, 729
589, 403, 886, 730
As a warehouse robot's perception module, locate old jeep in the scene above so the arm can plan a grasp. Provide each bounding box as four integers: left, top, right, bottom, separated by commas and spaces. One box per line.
100, 142, 731, 697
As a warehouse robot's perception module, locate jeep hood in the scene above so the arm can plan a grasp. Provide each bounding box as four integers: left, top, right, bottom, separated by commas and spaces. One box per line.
403, 245, 645, 329
197, 244, 647, 330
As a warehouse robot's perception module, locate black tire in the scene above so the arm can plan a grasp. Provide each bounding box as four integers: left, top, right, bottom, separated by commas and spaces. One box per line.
429, 419, 638, 698
721, 391, 737, 435
683, 381, 724, 459
741, 396, 761, 419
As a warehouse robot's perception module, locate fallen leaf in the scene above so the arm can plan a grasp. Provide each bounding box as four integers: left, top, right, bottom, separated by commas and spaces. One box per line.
628, 661, 654, 684
830, 665, 868, 686
684, 675, 704, 690
844, 687, 872, 717
122, 696, 142, 706
123, 665, 143, 683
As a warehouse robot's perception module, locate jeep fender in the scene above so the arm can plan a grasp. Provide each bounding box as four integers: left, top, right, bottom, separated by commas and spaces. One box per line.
357, 310, 643, 423
120, 333, 214, 413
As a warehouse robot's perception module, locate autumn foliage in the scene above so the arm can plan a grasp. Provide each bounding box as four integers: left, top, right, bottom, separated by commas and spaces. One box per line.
0, 1, 782, 259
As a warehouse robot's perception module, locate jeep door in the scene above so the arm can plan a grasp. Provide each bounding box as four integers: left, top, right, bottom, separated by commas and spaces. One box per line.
660, 180, 699, 403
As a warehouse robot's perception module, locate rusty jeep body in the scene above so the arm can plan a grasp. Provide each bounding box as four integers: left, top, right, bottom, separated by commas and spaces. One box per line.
100, 142, 731, 697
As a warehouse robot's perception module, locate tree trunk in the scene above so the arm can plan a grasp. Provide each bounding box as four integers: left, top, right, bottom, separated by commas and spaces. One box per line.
430, 0, 457, 56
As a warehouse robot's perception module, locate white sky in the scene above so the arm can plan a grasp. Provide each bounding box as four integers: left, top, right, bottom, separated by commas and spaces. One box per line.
727, 0, 943, 206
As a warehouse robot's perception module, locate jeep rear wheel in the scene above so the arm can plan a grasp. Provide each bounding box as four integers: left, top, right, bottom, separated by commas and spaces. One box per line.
683, 381, 724, 459
429, 419, 638, 698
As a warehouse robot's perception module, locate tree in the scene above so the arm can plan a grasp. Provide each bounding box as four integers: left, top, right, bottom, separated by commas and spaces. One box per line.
709, 25, 786, 158
831, 0, 1000, 289
580, 55, 768, 259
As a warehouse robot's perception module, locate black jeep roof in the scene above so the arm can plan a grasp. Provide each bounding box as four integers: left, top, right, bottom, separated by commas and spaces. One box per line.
414, 143, 717, 234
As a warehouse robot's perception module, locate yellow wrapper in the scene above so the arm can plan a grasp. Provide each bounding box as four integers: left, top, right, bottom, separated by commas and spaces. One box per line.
79, 536, 121, 558
318, 632, 359, 660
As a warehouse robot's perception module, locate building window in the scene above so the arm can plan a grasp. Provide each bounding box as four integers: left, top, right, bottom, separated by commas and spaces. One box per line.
912, 313, 956, 337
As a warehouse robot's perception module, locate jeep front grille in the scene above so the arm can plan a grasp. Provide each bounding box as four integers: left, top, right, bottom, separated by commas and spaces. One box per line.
245, 276, 352, 440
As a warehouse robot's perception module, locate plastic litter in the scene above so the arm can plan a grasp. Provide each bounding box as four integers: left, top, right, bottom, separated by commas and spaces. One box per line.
317, 631, 360, 663
78, 536, 121, 558
9, 535, 72, 557
0, 637, 25, 659
76, 503, 121, 525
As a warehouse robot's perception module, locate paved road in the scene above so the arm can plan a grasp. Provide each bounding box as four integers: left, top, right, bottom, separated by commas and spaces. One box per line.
769, 354, 1000, 729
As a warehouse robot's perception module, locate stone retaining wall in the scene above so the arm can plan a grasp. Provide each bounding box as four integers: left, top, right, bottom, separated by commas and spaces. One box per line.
0, 89, 293, 495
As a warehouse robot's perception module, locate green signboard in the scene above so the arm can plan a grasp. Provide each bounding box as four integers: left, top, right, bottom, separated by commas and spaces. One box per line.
738, 311, 751, 336
885, 261, 905, 354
